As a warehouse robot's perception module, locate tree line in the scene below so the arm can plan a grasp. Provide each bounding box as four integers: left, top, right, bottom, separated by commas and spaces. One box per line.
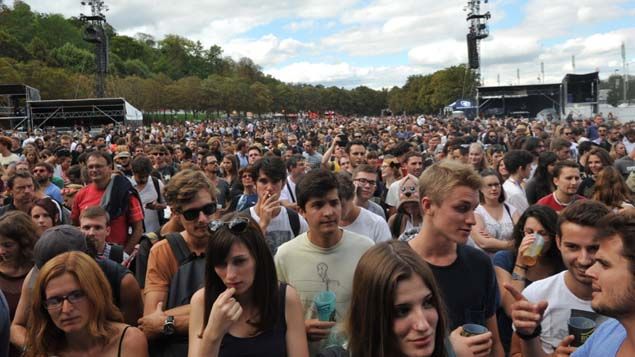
1, 1, 481, 117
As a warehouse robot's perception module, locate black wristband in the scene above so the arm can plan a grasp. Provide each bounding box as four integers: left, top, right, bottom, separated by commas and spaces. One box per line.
516, 325, 542, 340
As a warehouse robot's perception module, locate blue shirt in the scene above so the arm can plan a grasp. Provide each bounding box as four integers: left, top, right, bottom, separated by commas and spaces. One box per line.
44, 182, 64, 204
572, 319, 626, 357
0, 290, 10, 357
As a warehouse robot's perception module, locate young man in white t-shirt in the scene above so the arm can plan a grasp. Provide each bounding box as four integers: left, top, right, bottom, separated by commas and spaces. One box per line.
248, 156, 308, 254
506, 200, 610, 357
336, 172, 391, 243
275, 168, 373, 355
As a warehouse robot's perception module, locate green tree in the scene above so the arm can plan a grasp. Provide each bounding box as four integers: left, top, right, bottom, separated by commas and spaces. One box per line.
249, 81, 273, 116
50, 43, 95, 73
0, 30, 31, 61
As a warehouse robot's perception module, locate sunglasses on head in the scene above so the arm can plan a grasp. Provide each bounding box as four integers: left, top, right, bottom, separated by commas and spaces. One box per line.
181, 202, 217, 221
208, 217, 249, 233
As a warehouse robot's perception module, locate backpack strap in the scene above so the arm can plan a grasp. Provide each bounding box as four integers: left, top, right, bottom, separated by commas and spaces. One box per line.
503, 203, 512, 220
286, 208, 300, 237
165, 233, 191, 265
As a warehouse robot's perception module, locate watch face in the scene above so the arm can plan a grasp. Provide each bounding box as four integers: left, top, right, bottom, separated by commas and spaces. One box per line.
164, 323, 175, 335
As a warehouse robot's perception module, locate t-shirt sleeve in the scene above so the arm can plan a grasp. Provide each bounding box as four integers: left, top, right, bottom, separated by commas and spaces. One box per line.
385, 182, 399, 207
375, 219, 392, 243
274, 250, 288, 283
144, 242, 176, 295
127, 193, 145, 223
70, 189, 83, 221
493, 250, 514, 272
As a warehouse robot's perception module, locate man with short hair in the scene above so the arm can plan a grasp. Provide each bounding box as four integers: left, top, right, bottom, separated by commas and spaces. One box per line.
141, 170, 218, 355
280, 154, 306, 210
408, 160, 504, 357
505, 200, 610, 357
551, 137, 573, 161
0, 171, 36, 215
345, 140, 366, 168
275, 168, 374, 354
114, 151, 133, 177
303, 138, 323, 168
536, 160, 584, 213
352, 164, 385, 219
235, 139, 249, 168
149, 145, 176, 182
131, 156, 166, 234
32, 161, 63, 204
502, 150, 534, 214
337, 173, 390, 243
247, 145, 262, 165
569, 212, 635, 356
0, 136, 19, 168
71, 151, 144, 253
202, 153, 229, 208
248, 156, 308, 254
80, 206, 129, 264
622, 128, 635, 154
614, 144, 635, 179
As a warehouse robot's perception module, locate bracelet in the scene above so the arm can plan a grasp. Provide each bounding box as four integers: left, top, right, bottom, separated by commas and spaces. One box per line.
515, 264, 528, 270
516, 325, 542, 340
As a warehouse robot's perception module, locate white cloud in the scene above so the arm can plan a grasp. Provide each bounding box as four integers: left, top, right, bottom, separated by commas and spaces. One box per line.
224, 35, 315, 66
285, 20, 316, 32
266, 62, 426, 89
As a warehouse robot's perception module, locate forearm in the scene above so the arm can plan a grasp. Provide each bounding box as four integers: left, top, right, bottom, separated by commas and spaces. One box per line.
198, 335, 222, 357
9, 324, 26, 348
125, 222, 144, 253
520, 336, 549, 357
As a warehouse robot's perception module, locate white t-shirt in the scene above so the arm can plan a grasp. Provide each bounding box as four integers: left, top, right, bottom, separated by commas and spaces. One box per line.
503, 178, 529, 214
0, 153, 19, 167
522, 271, 602, 354
279, 175, 297, 203
274, 229, 374, 355
341, 207, 391, 243
385, 178, 402, 207
249, 206, 308, 254
131, 177, 164, 234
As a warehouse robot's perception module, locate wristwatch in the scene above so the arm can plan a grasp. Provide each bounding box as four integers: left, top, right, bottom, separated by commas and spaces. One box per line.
163, 315, 175, 336
511, 272, 526, 281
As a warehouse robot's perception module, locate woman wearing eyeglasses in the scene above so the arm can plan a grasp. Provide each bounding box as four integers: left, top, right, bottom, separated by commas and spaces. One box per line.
25, 251, 147, 357
188, 213, 309, 357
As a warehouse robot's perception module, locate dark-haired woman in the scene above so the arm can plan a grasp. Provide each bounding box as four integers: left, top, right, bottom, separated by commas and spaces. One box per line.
29, 197, 61, 236
524, 152, 557, 205
188, 213, 308, 357
0, 212, 39, 357
492, 205, 564, 354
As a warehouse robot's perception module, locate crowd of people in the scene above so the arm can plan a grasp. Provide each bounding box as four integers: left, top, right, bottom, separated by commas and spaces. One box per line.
0, 112, 635, 357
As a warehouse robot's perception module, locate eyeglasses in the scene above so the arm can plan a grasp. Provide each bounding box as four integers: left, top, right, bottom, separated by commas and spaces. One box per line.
151, 152, 166, 156
208, 217, 249, 233
43, 289, 86, 310
181, 202, 217, 221
207, 161, 218, 165
563, 132, 573, 136
354, 178, 376, 186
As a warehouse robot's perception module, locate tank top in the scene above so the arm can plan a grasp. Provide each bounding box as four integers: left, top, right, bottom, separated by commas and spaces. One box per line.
218, 283, 288, 357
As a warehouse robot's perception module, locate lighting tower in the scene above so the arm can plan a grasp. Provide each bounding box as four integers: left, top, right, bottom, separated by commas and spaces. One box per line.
80, 1, 109, 98
464, 1, 491, 80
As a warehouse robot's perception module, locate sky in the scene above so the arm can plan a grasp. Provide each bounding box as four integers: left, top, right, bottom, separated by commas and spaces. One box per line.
9, 0, 635, 89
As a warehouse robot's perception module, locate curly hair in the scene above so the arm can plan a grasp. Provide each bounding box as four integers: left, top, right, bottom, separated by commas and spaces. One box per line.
0, 211, 39, 268
164, 169, 216, 213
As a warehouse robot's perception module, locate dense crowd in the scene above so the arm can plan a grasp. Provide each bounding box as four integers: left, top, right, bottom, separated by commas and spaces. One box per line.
1, 113, 635, 357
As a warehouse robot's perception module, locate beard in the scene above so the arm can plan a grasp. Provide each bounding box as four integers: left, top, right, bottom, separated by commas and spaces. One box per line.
592, 280, 635, 318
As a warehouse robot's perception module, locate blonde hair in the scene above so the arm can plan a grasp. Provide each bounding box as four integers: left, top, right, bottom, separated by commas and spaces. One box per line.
418, 160, 482, 204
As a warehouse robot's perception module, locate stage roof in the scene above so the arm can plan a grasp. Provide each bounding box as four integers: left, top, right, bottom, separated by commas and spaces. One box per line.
477, 83, 561, 99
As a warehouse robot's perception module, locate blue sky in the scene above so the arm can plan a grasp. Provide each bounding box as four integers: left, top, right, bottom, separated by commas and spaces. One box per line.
12, 0, 635, 88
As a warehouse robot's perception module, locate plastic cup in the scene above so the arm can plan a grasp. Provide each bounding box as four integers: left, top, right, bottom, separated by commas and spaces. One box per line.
568, 316, 596, 347
461, 323, 489, 337
314, 291, 336, 321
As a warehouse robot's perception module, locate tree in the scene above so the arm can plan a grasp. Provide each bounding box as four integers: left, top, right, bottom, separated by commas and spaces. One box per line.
249, 81, 273, 116
50, 43, 94, 73
0, 30, 31, 61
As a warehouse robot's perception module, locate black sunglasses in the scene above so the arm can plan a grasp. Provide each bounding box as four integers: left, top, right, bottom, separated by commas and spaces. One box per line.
181, 202, 217, 221
208, 217, 249, 233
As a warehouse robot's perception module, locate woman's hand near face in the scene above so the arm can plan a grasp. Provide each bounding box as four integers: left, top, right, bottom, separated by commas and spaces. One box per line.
203, 288, 243, 342
516, 234, 536, 261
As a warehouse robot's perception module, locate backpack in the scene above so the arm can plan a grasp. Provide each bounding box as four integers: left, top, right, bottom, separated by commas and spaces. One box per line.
151, 177, 167, 226
165, 233, 206, 308
149, 232, 205, 357
108, 244, 125, 264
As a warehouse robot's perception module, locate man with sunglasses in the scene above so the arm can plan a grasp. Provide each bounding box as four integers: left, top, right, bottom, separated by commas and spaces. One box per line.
203, 153, 229, 208
141, 169, 218, 356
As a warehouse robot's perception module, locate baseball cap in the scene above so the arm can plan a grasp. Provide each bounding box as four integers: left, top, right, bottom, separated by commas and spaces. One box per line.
114, 151, 131, 160
33, 225, 88, 269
